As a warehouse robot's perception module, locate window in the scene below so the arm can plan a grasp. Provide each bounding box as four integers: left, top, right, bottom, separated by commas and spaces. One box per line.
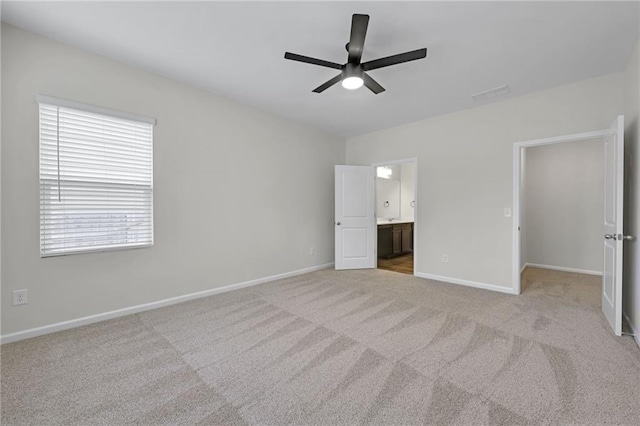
38, 96, 154, 257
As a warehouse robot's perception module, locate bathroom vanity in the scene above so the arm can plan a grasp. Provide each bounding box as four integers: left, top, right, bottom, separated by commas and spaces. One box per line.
377, 221, 413, 259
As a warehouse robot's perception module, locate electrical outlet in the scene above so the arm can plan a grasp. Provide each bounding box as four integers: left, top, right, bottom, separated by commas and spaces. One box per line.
442, 254, 449, 263
13, 289, 28, 306
309, 247, 316, 256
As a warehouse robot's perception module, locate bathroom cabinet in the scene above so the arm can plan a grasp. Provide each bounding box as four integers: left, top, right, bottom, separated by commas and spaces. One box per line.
377, 222, 413, 259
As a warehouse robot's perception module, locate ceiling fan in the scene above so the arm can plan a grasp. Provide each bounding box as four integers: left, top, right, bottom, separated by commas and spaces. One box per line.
284, 14, 427, 94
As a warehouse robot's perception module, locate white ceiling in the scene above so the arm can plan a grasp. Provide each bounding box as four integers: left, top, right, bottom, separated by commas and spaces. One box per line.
2, 1, 639, 137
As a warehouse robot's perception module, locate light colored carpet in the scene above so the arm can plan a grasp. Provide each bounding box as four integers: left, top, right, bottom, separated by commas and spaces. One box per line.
2, 267, 640, 425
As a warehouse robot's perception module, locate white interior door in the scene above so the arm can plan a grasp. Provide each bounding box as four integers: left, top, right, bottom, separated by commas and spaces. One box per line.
335, 165, 375, 270
602, 115, 624, 336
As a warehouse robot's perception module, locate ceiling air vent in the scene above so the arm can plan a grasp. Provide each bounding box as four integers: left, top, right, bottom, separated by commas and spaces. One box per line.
472, 85, 511, 102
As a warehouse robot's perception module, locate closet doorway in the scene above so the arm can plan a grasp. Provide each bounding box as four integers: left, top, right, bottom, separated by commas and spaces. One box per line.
513, 116, 627, 335
373, 158, 417, 275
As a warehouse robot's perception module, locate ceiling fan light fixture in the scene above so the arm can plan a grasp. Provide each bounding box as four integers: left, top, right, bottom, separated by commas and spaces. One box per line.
342, 76, 364, 90
341, 63, 364, 90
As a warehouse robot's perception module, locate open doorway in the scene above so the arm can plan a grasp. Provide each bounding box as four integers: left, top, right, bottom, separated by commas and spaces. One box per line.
373, 159, 417, 275
519, 138, 604, 305
513, 117, 626, 336
520, 138, 604, 281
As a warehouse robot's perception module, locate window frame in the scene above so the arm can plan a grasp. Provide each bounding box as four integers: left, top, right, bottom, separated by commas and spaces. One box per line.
37, 95, 156, 257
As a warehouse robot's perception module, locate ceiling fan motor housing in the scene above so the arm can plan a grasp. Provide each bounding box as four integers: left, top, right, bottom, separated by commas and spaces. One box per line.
342, 63, 364, 79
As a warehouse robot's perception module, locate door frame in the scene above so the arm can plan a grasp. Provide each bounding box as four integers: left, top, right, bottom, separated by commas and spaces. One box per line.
512, 129, 609, 294
372, 157, 418, 276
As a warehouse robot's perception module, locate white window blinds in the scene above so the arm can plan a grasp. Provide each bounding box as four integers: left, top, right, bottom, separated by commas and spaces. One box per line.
38, 98, 154, 257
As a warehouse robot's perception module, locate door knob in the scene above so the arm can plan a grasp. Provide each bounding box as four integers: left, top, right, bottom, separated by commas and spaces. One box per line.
336, 221, 341, 226
605, 234, 636, 241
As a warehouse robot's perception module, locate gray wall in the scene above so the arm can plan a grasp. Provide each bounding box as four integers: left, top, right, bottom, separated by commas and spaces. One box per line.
347, 72, 624, 291
624, 38, 640, 346
1, 25, 345, 336
522, 139, 604, 273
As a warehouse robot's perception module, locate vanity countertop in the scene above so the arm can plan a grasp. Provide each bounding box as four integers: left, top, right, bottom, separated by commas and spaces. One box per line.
377, 220, 414, 226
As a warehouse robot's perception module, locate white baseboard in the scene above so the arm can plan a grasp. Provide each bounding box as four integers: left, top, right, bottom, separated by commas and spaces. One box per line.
520, 264, 527, 274
522, 263, 603, 276
623, 311, 640, 349
414, 271, 518, 295
0, 262, 334, 345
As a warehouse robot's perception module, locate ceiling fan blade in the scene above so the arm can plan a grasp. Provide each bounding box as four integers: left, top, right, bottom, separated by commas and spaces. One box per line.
362, 48, 427, 71
362, 73, 385, 94
284, 52, 343, 70
348, 14, 369, 64
312, 74, 343, 93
